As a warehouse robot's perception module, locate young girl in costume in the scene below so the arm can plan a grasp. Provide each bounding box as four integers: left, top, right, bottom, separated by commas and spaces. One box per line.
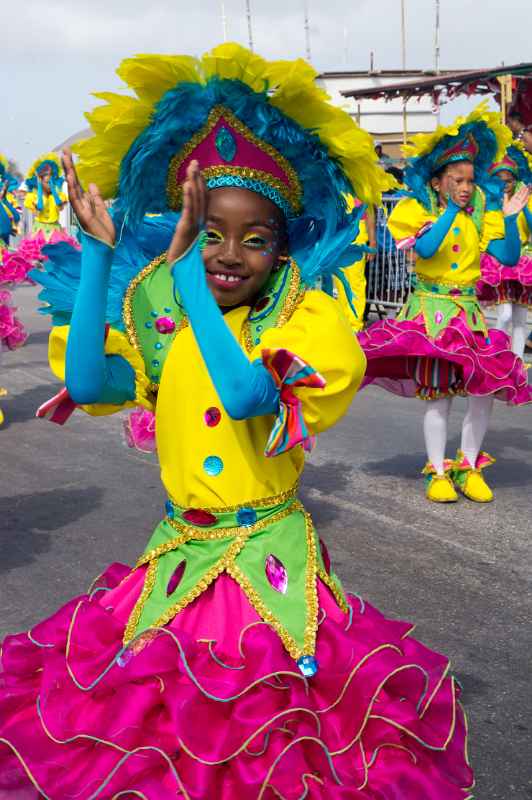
359, 103, 532, 505
0, 154, 21, 248
23, 152, 67, 238
476, 141, 532, 357
1, 45, 473, 798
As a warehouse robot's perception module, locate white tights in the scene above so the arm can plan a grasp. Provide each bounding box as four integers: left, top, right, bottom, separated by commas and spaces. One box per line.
496, 302, 529, 358
423, 395, 494, 475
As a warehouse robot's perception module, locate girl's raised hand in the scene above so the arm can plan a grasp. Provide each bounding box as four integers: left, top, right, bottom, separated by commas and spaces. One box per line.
503, 183, 532, 217
62, 149, 115, 246
167, 160, 207, 264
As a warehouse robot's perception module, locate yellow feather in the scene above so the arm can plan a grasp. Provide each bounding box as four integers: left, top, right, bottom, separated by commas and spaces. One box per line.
73, 43, 391, 204
403, 100, 511, 163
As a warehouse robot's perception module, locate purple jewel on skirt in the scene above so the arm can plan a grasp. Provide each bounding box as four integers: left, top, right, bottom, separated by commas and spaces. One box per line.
435, 310, 444, 325
167, 560, 186, 596
265, 554, 288, 594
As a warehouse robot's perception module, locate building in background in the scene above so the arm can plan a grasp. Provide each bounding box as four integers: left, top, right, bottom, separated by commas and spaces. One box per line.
318, 69, 458, 161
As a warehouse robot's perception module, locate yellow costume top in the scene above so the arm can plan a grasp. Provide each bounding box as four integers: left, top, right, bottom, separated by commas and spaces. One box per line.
50, 287, 365, 509
388, 196, 504, 286
24, 190, 66, 224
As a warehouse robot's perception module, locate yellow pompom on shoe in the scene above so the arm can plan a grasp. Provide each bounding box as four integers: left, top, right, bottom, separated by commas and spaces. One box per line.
422, 461, 458, 503
451, 450, 495, 503
0, 407, 4, 427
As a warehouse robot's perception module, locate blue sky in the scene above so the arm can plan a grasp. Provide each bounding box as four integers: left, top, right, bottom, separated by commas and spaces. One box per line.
4, 0, 531, 170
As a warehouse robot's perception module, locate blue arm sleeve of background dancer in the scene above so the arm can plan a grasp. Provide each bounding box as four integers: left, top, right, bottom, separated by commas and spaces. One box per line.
414, 200, 459, 259
171, 239, 279, 420
65, 233, 135, 405
50, 185, 63, 207
4, 198, 19, 223
36, 183, 44, 211
486, 214, 521, 265
523, 205, 532, 233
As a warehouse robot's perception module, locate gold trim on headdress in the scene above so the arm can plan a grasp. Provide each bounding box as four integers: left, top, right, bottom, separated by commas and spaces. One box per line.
166, 106, 302, 213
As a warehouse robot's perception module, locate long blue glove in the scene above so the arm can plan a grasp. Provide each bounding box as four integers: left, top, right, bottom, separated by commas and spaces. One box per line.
414, 199, 460, 259
50, 183, 63, 208
171, 238, 279, 420
4, 197, 20, 224
66, 233, 135, 405
36, 181, 44, 212
486, 214, 521, 265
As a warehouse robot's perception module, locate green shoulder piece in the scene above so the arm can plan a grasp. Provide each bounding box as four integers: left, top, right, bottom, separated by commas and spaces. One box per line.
122, 254, 185, 388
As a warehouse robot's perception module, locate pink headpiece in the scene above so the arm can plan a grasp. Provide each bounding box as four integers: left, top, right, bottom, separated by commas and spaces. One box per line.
166, 106, 302, 217
435, 133, 479, 170
488, 153, 518, 177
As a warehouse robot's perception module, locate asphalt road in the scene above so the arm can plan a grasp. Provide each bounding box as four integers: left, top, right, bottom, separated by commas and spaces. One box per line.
1, 284, 531, 799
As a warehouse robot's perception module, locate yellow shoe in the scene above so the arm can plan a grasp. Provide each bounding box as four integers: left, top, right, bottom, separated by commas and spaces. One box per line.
0, 407, 4, 426
422, 461, 458, 503
452, 450, 495, 503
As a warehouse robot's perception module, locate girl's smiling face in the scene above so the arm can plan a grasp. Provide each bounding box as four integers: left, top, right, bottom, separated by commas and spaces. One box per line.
202, 187, 287, 308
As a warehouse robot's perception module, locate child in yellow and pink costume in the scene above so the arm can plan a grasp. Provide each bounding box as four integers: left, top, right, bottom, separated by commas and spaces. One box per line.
476, 141, 532, 357
0, 45, 473, 798
359, 104, 532, 504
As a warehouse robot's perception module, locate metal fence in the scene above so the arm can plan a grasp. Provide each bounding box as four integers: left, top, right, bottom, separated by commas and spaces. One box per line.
365, 195, 414, 316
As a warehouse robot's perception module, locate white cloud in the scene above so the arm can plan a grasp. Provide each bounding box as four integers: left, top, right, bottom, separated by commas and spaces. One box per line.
3, 0, 531, 170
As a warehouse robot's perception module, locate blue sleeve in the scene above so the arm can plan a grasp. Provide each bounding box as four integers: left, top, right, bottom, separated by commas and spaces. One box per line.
65, 233, 136, 405
486, 214, 521, 265
50, 184, 64, 208
36, 182, 44, 211
414, 200, 459, 259
3, 197, 19, 224
171, 238, 279, 420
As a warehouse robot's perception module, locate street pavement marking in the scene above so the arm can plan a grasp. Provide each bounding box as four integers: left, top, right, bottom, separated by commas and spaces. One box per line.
306, 487, 497, 564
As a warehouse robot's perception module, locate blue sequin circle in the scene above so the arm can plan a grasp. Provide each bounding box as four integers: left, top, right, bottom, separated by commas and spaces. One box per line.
237, 507, 257, 527
203, 455, 224, 477
150, 310, 158, 318
155, 342, 163, 350
165, 500, 175, 519
451, 262, 459, 270
297, 655, 319, 677
145, 321, 153, 329
453, 227, 461, 235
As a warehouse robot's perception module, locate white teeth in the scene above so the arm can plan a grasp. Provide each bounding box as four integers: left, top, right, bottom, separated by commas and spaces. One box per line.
214, 273, 241, 283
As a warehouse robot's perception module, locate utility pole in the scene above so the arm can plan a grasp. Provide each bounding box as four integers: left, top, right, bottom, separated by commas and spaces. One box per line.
401, 0, 408, 144
220, 1, 228, 42
303, 0, 312, 62
245, 0, 254, 51
434, 0, 441, 73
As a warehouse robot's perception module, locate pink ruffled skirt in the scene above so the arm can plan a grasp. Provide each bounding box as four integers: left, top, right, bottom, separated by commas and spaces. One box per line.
359, 311, 532, 404
477, 252, 532, 308
0, 289, 27, 350
0, 561, 473, 798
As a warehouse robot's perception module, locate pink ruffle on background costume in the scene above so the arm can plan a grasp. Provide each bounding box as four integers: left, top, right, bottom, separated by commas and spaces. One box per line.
0, 289, 28, 350
477, 252, 532, 308
359, 311, 532, 405
0, 560, 473, 798
1, 230, 81, 286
